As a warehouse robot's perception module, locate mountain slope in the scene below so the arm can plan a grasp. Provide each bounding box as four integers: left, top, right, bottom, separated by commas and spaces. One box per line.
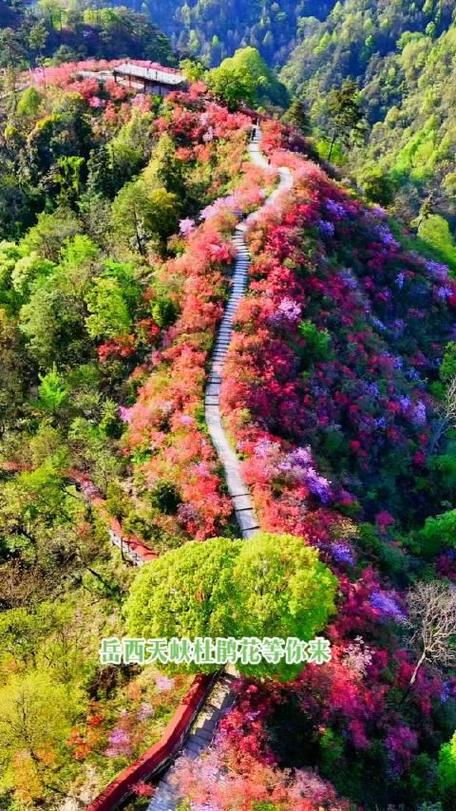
142, 0, 337, 67
281, 0, 456, 225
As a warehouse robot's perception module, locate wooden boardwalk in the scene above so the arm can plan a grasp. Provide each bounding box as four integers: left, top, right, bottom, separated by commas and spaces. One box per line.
146, 131, 293, 811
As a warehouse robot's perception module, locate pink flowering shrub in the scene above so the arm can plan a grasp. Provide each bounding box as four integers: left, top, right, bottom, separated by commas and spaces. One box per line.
171, 734, 350, 810
221, 155, 456, 529
121, 110, 272, 541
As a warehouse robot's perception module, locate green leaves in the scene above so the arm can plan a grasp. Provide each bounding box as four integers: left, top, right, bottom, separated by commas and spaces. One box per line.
125, 537, 241, 645
111, 179, 178, 256
417, 508, 456, 556
418, 214, 456, 272
125, 533, 338, 679
438, 732, 456, 805
37, 365, 68, 413
298, 319, 332, 364
85, 277, 132, 341
0, 669, 81, 798
207, 47, 289, 109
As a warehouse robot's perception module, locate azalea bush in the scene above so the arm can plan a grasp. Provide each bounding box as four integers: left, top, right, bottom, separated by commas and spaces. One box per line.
172, 743, 350, 810
207, 121, 456, 807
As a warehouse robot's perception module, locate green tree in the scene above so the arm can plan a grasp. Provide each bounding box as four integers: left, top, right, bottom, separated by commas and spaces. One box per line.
440, 342, 456, 383
86, 144, 115, 199
53, 155, 84, 207
108, 109, 154, 192
11, 251, 55, 297
111, 180, 178, 255
0, 670, 81, 802
16, 86, 43, 119
19, 282, 86, 369
0, 307, 25, 434
359, 166, 396, 206
180, 57, 205, 82
282, 99, 311, 135
418, 214, 456, 272
125, 536, 239, 649
125, 533, 337, 678
326, 79, 367, 161
28, 21, 48, 66
417, 509, 456, 556
207, 47, 288, 109
0, 26, 26, 70
230, 533, 337, 676
438, 732, 456, 808
85, 276, 132, 340
298, 319, 332, 363
37, 0, 65, 30
144, 133, 186, 199
21, 210, 80, 263
151, 290, 178, 328
36, 365, 68, 413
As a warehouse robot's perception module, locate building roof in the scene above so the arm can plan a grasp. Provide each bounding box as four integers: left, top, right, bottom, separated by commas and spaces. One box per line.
113, 62, 185, 86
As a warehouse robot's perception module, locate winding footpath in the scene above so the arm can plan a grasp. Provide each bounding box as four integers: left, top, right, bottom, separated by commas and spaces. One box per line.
85, 128, 293, 811
205, 132, 292, 539
146, 130, 293, 811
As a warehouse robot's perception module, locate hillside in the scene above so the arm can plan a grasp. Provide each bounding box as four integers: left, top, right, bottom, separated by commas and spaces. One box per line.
282, 0, 455, 118
281, 0, 456, 229
0, 55, 455, 810
141, 0, 337, 67
0, 63, 269, 806
0, 4, 175, 68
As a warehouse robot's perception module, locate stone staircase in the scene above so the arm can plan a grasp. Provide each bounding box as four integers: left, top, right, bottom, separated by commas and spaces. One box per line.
146, 129, 293, 811
146, 672, 236, 810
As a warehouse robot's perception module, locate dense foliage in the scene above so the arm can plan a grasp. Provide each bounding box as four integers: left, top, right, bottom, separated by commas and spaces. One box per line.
282, 1, 456, 229
0, 62, 269, 807
0, 15, 455, 808
126, 533, 337, 678
140, 0, 337, 67
0, 2, 175, 69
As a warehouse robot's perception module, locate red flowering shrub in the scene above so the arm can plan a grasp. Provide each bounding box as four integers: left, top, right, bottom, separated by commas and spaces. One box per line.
120, 105, 273, 541
222, 156, 455, 529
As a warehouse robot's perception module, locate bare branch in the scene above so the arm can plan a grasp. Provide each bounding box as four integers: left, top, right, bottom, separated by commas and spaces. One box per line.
443, 378, 456, 429
406, 581, 456, 685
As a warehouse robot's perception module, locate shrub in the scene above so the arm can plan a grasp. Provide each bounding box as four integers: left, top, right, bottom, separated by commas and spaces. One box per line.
438, 733, 456, 808
298, 319, 332, 364
418, 510, 456, 557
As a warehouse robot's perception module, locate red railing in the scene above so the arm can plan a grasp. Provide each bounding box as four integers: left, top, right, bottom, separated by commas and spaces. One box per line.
86, 673, 214, 810
0, 463, 157, 564
69, 469, 158, 564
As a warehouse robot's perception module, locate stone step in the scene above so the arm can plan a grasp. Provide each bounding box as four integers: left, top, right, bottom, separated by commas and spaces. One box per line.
147, 134, 294, 811
192, 729, 214, 745
232, 493, 253, 510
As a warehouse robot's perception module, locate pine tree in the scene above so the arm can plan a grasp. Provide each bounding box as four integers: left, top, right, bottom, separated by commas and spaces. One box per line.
282, 99, 312, 135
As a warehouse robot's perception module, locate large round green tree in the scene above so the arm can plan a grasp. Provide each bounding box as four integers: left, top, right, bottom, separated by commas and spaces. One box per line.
125, 536, 242, 641
124, 533, 337, 679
